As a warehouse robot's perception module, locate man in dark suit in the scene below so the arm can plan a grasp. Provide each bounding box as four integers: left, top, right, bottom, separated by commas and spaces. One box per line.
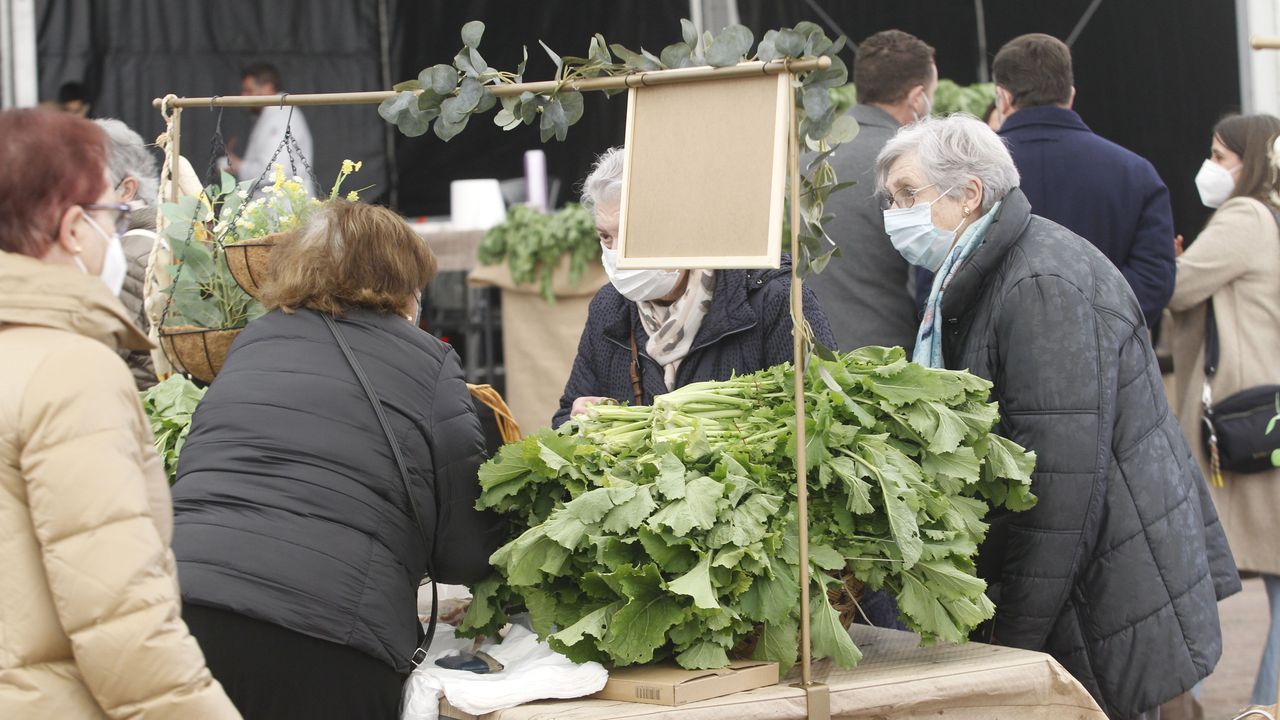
992, 33, 1175, 328
809, 30, 936, 353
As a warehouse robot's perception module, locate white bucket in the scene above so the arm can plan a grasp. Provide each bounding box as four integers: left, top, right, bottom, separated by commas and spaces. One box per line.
450, 178, 507, 230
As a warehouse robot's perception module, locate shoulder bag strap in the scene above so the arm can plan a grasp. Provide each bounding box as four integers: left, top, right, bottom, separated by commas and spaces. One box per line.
322, 313, 438, 667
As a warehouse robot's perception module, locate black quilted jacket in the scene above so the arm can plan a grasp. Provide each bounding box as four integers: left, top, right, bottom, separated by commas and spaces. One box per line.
552, 257, 837, 428
172, 308, 503, 672
940, 190, 1240, 718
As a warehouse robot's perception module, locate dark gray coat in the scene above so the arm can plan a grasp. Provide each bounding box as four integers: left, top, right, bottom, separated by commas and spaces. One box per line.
172, 308, 503, 672
806, 104, 919, 352
941, 190, 1239, 718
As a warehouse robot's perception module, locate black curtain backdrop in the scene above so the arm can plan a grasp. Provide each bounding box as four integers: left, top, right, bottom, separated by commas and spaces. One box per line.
37, 1, 1238, 238
36, 0, 390, 201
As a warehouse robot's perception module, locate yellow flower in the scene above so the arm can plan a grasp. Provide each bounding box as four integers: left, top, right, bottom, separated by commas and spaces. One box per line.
346, 191, 359, 201
341, 159, 355, 174
353, 161, 362, 172
273, 163, 286, 190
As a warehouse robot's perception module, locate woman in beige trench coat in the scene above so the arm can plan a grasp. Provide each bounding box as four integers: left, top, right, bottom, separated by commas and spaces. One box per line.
1169, 113, 1280, 707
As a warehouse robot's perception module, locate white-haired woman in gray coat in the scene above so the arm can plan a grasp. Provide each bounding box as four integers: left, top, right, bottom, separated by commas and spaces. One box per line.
876, 114, 1239, 720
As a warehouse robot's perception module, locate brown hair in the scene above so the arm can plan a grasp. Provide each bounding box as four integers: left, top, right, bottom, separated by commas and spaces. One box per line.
992, 33, 1073, 109
0, 109, 107, 257
1214, 114, 1280, 205
854, 30, 936, 105
260, 201, 437, 316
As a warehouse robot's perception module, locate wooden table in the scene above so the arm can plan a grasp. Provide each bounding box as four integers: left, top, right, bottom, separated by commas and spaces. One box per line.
441, 626, 1105, 720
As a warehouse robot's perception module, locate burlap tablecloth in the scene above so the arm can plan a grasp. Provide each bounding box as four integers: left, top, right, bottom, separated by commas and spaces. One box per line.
442, 625, 1105, 720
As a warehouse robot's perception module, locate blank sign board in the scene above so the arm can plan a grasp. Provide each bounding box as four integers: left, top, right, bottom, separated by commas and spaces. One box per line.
616, 72, 790, 269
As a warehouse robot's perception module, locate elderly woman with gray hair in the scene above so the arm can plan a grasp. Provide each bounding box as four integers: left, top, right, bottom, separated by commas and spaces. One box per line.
553, 146, 836, 427
95, 118, 161, 388
876, 115, 1239, 719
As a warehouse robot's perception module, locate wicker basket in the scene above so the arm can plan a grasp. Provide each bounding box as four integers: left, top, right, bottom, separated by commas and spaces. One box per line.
159, 326, 242, 384
733, 571, 864, 659
224, 235, 278, 300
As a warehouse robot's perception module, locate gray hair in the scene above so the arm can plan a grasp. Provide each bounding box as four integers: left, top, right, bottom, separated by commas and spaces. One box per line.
94, 118, 160, 208
875, 114, 1020, 212
580, 146, 624, 213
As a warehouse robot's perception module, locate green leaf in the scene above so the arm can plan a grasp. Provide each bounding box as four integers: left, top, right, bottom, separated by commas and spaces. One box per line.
667, 554, 720, 610
827, 456, 874, 514
558, 91, 585, 126
457, 77, 486, 112
392, 79, 421, 93
603, 565, 685, 664
774, 28, 806, 57
897, 568, 965, 643
602, 484, 657, 533
753, 617, 799, 676
422, 64, 458, 96
660, 42, 694, 69
648, 475, 724, 536
550, 601, 622, 648
810, 590, 862, 668
677, 640, 730, 669
826, 114, 860, 145
982, 434, 1036, 483
923, 447, 982, 483
809, 544, 846, 571
739, 557, 798, 624
706, 25, 753, 67
458, 574, 503, 634
461, 20, 485, 48
655, 452, 688, 499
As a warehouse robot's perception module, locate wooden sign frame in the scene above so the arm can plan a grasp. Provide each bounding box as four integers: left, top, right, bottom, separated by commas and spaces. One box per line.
615, 72, 790, 270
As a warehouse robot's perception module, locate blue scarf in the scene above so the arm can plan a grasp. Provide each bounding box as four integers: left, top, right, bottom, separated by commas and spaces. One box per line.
912, 201, 1001, 368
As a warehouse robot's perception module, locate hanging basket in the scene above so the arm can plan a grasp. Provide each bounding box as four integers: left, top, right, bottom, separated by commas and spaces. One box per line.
159, 326, 242, 384
223, 234, 280, 300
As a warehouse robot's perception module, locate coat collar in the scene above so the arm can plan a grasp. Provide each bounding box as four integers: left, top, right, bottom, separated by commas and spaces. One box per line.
850, 103, 902, 132
602, 265, 780, 355
0, 249, 152, 351
999, 105, 1092, 135
939, 189, 1034, 322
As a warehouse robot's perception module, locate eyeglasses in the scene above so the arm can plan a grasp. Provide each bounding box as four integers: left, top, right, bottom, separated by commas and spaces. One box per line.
880, 183, 939, 211
80, 202, 133, 236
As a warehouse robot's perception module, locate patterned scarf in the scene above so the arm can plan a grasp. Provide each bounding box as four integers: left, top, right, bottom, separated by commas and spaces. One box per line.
637, 270, 716, 391
912, 201, 1001, 368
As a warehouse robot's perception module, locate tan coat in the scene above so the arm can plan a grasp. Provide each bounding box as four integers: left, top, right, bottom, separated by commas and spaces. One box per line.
0, 251, 238, 718
1168, 196, 1280, 576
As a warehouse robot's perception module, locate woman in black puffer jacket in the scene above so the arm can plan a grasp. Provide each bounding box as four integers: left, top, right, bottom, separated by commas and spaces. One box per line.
172, 202, 502, 720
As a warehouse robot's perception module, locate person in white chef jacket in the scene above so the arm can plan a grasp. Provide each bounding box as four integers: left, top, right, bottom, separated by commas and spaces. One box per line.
227, 62, 314, 191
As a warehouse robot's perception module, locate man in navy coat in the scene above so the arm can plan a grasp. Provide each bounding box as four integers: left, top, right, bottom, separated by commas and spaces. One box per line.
991, 33, 1175, 328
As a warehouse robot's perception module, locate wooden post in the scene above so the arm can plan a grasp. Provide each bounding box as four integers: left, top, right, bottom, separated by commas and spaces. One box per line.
788, 73, 830, 720
168, 100, 182, 202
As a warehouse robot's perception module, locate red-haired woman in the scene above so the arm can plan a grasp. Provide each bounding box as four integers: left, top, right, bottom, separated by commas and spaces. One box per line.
0, 109, 239, 717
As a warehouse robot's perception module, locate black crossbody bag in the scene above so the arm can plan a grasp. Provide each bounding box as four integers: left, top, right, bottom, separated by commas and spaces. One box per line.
324, 314, 439, 667
1199, 208, 1280, 482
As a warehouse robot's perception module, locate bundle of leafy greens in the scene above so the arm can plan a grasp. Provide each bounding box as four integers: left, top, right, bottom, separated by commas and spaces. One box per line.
460, 347, 1036, 675
140, 375, 207, 484
477, 203, 599, 303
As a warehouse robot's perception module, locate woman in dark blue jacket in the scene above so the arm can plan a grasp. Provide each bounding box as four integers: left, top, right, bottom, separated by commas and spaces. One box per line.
172, 202, 502, 720
554, 147, 836, 427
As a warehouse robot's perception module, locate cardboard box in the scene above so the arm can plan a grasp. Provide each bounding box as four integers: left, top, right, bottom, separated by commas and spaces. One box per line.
593, 660, 779, 706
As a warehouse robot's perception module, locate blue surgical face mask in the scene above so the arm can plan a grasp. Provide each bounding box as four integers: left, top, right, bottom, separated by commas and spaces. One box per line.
882, 187, 964, 271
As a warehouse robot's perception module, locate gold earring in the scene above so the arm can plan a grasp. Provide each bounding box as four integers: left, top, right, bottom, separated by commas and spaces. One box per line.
963, 207, 971, 216
71, 245, 83, 253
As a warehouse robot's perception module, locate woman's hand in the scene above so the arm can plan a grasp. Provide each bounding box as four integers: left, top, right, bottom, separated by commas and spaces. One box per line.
1174, 234, 1184, 257
570, 396, 612, 418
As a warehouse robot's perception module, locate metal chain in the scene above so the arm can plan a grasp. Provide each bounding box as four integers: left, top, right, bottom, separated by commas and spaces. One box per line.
204, 101, 227, 188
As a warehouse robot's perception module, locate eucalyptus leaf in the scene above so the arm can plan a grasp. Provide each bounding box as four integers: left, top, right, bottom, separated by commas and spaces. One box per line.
558, 91, 585, 125
392, 79, 421, 92
461, 20, 485, 48
660, 42, 694, 70
705, 25, 753, 67
680, 18, 698, 47
539, 39, 563, 70
378, 91, 414, 124
424, 64, 458, 95
475, 91, 498, 114
609, 43, 662, 71
774, 28, 805, 57
457, 77, 486, 112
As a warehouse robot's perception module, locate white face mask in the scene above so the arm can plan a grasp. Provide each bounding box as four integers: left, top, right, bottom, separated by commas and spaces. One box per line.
1194, 159, 1239, 209
73, 213, 128, 296
882, 186, 963, 272
911, 91, 933, 123
600, 243, 682, 302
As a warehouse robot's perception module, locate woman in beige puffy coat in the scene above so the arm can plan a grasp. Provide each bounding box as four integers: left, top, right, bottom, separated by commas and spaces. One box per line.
0, 109, 238, 718
1169, 113, 1280, 707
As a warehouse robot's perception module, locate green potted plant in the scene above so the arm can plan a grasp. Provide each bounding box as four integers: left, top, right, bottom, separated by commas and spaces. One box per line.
223, 160, 365, 299
156, 176, 265, 383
